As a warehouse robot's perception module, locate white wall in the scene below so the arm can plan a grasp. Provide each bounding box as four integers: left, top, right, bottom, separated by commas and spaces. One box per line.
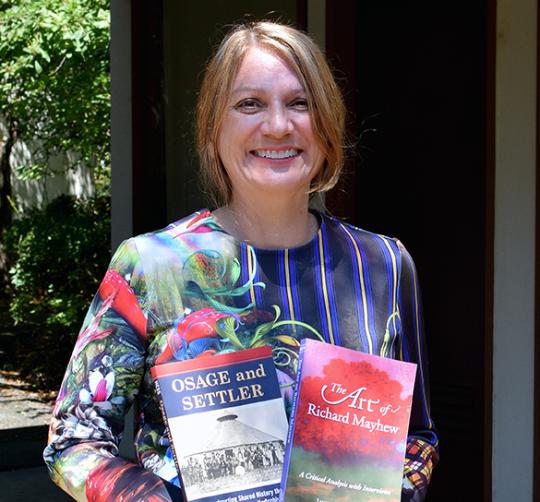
493, 0, 537, 500
0, 120, 95, 215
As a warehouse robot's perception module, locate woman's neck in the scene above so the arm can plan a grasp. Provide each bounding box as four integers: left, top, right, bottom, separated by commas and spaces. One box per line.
213, 193, 319, 249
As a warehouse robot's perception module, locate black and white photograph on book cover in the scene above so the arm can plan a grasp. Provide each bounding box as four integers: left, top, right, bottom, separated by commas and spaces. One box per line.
172, 400, 288, 500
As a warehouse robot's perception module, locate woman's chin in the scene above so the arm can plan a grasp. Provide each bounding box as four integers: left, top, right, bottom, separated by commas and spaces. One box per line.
241, 165, 317, 195
246, 177, 312, 197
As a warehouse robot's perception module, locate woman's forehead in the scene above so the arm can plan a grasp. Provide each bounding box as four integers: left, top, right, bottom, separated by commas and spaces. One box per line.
230, 46, 305, 94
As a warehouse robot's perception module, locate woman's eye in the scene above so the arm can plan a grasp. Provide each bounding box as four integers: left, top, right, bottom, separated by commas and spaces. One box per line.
290, 98, 308, 110
235, 99, 262, 113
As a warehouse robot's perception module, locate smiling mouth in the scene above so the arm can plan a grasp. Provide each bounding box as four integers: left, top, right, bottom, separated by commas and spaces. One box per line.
251, 149, 300, 160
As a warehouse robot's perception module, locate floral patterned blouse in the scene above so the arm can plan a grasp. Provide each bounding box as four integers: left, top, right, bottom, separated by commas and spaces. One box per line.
44, 209, 438, 501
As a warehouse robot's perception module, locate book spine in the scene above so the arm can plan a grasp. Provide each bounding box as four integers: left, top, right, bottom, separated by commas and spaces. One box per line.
278, 341, 308, 501
154, 378, 187, 502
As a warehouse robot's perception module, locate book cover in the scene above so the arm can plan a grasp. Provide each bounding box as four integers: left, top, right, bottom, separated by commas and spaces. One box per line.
151, 346, 288, 502
280, 339, 417, 502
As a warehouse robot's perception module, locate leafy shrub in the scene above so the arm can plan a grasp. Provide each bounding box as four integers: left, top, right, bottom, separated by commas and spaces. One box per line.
4, 194, 110, 390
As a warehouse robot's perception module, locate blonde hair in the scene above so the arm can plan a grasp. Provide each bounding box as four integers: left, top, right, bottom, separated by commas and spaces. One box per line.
196, 21, 346, 206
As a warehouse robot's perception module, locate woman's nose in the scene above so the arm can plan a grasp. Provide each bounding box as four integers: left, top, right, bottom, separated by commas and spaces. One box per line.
262, 106, 292, 137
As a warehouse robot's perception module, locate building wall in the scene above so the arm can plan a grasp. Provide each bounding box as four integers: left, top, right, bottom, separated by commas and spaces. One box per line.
492, 0, 537, 499
0, 119, 95, 215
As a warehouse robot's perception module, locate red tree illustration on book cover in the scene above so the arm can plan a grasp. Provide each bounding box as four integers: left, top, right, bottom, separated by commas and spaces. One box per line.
282, 340, 416, 501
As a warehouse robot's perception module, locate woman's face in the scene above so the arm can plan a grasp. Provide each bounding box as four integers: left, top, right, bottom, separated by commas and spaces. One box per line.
217, 46, 325, 202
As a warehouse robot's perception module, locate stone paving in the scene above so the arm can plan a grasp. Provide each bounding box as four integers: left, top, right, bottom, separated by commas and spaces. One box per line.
0, 370, 55, 430
0, 295, 56, 431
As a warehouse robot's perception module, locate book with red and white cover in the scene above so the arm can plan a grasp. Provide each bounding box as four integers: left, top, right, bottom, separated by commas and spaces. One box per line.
280, 339, 416, 501
151, 346, 288, 502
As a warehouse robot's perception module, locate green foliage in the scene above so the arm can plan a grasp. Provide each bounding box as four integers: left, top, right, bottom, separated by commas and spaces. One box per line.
4, 194, 110, 389
0, 0, 110, 181
0, 0, 112, 388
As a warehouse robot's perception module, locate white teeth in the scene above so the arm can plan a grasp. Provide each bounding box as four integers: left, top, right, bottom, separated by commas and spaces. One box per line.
254, 149, 298, 159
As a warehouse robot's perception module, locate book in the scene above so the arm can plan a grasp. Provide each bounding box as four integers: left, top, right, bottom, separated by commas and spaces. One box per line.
151, 345, 288, 502
280, 339, 417, 502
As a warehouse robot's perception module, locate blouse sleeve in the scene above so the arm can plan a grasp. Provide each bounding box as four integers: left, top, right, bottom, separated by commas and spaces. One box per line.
43, 239, 181, 501
395, 240, 439, 502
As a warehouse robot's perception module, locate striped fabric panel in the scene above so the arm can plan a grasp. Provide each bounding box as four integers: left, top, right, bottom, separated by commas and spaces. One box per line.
388, 238, 405, 361
399, 246, 437, 445
354, 235, 379, 354
239, 243, 252, 308
337, 223, 372, 353
246, 245, 257, 307
277, 249, 293, 322
340, 224, 377, 354
283, 249, 298, 322
246, 245, 266, 309
285, 249, 302, 320
377, 235, 400, 359
312, 231, 332, 343
320, 222, 340, 345
409, 257, 435, 436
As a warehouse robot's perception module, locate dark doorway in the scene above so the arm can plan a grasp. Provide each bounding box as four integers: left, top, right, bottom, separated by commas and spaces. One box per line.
132, 2, 493, 499
327, 3, 492, 501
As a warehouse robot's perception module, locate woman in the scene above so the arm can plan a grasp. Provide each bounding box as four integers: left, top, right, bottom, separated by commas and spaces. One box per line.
45, 21, 438, 501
